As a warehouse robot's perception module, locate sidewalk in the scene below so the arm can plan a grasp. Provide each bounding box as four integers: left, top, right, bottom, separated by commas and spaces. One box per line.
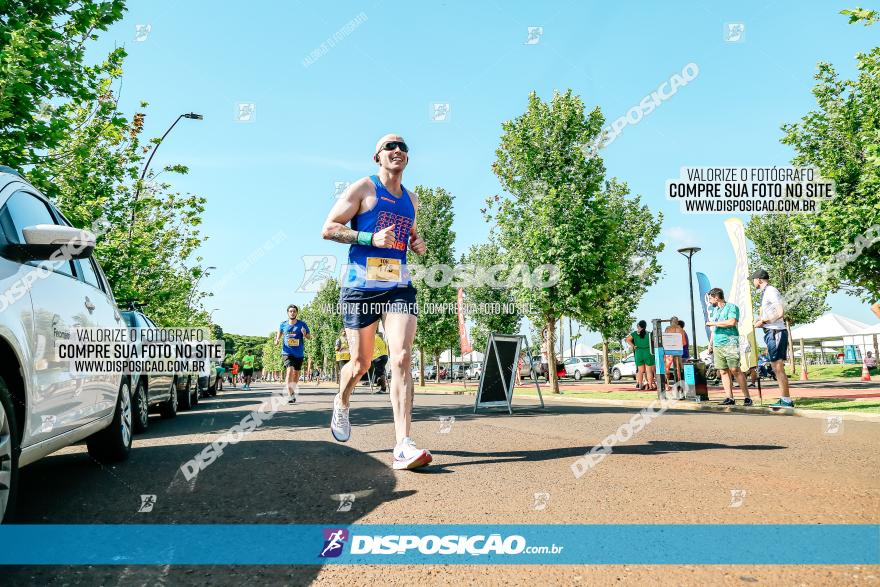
268, 377, 879, 399
412, 378, 880, 399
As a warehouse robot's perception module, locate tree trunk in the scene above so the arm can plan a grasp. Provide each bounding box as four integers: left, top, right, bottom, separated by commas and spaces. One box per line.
419, 348, 425, 387
547, 317, 559, 393
435, 354, 440, 383
558, 317, 564, 359
800, 338, 807, 377
602, 337, 611, 385
785, 319, 796, 377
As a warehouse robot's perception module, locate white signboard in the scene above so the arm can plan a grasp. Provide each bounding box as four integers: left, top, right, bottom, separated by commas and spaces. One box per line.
662, 332, 684, 356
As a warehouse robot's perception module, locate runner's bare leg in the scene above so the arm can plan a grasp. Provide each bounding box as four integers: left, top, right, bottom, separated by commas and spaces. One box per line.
338, 322, 379, 406
285, 367, 295, 397
382, 312, 417, 444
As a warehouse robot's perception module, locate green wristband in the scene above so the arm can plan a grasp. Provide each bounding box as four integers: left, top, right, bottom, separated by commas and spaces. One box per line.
357, 231, 373, 246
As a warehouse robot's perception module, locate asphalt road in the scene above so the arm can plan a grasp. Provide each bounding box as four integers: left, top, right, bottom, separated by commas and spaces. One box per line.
3, 383, 879, 586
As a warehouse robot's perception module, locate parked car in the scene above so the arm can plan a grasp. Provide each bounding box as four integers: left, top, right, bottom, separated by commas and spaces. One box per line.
0, 167, 133, 523
466, 362, 482, 380
563, 355, 603, 380
518, 355, 546, 379
423, 365, 438, 380
198, 359, 221, 398
611, 354, 638, 381
448, 364, 468, 380
120, 308, 197, 431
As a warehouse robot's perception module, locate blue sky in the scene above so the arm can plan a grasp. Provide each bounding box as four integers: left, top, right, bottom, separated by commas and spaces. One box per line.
87, 1, 879, 343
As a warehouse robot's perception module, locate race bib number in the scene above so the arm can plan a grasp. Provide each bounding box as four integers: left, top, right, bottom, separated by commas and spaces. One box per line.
366, 257, 401, 282
287, 335, 299, 347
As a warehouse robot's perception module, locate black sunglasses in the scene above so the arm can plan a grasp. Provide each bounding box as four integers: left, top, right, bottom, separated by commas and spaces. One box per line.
380, 140, 408, 153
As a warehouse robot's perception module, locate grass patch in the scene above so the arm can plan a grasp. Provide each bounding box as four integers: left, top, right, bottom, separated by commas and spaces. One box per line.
790, 364, 879, 380
787, 397, 880, 413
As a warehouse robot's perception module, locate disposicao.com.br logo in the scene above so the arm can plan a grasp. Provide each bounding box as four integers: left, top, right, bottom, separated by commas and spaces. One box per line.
319, 529, 564, 557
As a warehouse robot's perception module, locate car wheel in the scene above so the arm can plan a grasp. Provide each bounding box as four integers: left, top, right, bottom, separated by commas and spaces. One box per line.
593, 373, 601, 380
612, 368, 622, 381
86, 377, 133, 463
190, 377, 199, 407
159, 378, 178, 418
0, 375, 20, 524
132, 379, 149, 433
178, 376, 193, 411
574, 370, 582, 381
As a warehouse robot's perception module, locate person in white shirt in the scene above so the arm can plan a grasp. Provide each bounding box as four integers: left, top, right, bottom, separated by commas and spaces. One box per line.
751, 269, 792, 408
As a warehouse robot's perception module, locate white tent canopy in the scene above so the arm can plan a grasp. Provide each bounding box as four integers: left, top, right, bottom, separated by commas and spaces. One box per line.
843, 322, 880, 358
790, 313, 870, 342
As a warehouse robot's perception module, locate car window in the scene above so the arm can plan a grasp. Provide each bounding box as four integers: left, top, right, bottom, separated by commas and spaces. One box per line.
77, 257, 103, 291
120, 312, 137, 327
0, 190, 76, 277
0, 190, 54, 243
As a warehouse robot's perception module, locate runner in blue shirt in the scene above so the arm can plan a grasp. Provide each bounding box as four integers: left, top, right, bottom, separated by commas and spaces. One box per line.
273, 304, 311, 403
320, 133, 432, 470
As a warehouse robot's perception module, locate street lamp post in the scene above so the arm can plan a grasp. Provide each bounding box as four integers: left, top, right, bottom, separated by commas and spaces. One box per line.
208, 308, 220, 320
677, 247, 702, 357
127, 112, 203, 265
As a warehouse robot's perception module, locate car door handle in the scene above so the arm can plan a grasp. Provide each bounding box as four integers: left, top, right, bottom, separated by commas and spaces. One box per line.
84, 297, 96, 313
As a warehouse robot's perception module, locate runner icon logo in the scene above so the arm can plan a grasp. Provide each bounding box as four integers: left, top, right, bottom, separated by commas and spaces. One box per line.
138, 495, 157, 513
337, 494, 356, 512
438, 415, 455, 434
532, 492, 550, 511
320, 529, 349, 558
824, 415, 843, 436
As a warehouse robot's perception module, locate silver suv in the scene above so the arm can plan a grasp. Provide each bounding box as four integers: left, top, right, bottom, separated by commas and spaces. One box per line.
0, 167, 132, 523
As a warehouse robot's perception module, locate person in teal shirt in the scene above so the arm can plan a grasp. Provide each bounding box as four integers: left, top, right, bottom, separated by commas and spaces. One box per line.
706, 288, 752, 406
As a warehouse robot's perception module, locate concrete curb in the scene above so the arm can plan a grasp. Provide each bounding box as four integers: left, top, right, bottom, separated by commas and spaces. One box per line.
415, 388, 880, 422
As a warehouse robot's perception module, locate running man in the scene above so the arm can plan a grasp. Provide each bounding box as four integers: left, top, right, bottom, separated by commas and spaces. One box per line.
274, 304, 311, 403
241, 350, 255, 390
230, 361, 240, 388
320, 133, 431, 470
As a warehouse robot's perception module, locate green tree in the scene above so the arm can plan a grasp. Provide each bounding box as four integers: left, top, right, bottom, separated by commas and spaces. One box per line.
28, 93, 211, 326
412, 186, 458, 384
262, 334, 283, 375
0, 0, 126, 172
781, 44, 880, 302
583, 180, 664, 383
489, 90, 608, 393
841, 7, 878, 25
460, 241, 522, 354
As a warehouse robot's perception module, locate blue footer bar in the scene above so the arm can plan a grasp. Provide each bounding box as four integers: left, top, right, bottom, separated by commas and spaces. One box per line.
0, 525, 877, 565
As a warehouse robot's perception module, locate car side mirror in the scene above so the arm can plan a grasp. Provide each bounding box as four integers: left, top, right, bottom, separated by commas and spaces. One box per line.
11, 224, 96, 261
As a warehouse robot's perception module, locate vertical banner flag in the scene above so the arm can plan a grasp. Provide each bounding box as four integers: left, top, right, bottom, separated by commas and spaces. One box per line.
723, 218, 758, 371
696, 272, 712, 341
457, 288, 472, 354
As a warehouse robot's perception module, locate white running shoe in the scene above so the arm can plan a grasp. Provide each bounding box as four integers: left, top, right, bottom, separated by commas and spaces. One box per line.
330, 395, 351, 442
392, 437, 432, 470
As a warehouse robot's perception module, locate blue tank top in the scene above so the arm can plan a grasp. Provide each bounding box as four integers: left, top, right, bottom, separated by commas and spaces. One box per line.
343, 175, 415, 290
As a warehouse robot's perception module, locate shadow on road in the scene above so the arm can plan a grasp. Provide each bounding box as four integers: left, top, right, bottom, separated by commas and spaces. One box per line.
8, 414, 404, 584
385, 440, 785, 471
